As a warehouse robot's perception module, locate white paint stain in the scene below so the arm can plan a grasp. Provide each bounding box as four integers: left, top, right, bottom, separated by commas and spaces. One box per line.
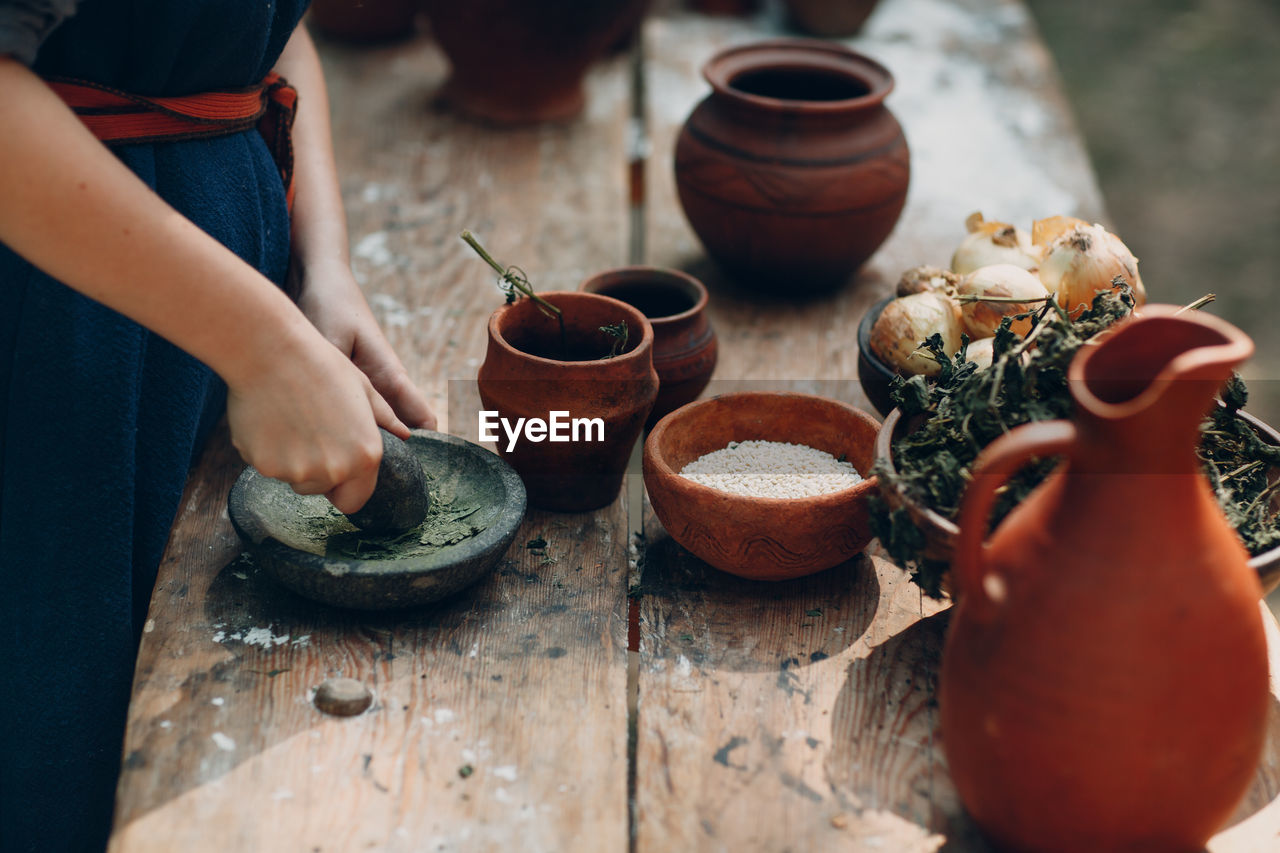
493, 765, 518, 782
143, 619, 155, 633
468, 641, 479, 659
211, 732, 235, 752
213, 626, 293, 649
211, 697, 225, 707
434, 708, 457, 725
272, 788, 294, 801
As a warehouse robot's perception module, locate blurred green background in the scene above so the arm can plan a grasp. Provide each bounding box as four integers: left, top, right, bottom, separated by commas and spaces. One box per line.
1024, 0, 1280, 424
1023, 0, 1280, 611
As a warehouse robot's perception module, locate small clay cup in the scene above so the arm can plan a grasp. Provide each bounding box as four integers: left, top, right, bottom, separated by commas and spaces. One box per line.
675, 39, 909, 292
643, 392, 881, 580
309, 0, 419, 43
580, 267, 717, 426
477, 292, 658, 512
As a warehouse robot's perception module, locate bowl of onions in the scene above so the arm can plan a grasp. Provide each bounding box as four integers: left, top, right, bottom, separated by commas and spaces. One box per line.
856, 211, 1146, 417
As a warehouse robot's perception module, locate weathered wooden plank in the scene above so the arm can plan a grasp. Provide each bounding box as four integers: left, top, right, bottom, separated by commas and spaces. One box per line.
635, 0, 1279, 850
110, 28, 634, 851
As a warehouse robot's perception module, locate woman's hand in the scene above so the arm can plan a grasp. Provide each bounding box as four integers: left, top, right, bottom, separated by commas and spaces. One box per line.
223, 319, 410, 513
294, 258, 437, 431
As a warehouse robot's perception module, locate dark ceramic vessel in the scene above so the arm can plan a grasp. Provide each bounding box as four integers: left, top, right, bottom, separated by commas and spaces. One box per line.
309, 0, 419, 43
675, 39, 909, 292
478, 291, 658, 512
643, 391, 881, 580
227, 431, 526, 610
423, 0, 648, 123
688, 0, 762, 14
855, 294, 898, 417
784, 0, 882, 36
580, 267, 717, 426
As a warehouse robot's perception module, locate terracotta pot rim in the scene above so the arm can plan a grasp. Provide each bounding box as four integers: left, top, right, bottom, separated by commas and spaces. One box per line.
702, 38, 894, 114
579, 266, 709, 327
486, 290, 654, 369
646, 391, 881, 508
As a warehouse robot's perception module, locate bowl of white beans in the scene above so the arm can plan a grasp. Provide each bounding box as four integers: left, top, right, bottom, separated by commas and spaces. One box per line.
642, 391, 881, 580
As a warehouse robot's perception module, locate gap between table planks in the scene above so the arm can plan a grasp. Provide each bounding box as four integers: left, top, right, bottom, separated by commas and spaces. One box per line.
633, 2, 1280, 851
109, 28, 634, 852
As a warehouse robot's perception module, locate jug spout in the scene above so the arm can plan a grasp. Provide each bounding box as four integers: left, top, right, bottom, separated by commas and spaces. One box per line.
1068, 305, 1254, 472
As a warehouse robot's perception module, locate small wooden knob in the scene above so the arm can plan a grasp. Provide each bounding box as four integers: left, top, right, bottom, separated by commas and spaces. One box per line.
313, 677, 373, 716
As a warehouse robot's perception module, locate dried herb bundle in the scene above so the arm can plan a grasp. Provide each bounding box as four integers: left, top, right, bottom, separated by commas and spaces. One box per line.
870, 285, 1280, 597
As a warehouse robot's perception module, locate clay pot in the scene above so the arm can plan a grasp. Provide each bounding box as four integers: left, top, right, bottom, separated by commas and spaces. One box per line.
580, 267, 717, 426
309, 0, 419, 43
940, 306, 1270, 852
423, 0, 648, 124
687, 0, 761, 14
674, 39, 909, 293
784, 0, 881, 37
477, 292, 658, 512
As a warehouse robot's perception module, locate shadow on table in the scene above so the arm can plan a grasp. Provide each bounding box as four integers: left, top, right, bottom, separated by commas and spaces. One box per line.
637, 526, 876, 672
819, 608, 1280, 851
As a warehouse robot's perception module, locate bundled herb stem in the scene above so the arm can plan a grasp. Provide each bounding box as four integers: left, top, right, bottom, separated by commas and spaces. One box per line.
871, 283, 1280, 597
461, 230, 631, 360
461, 230, 567, 358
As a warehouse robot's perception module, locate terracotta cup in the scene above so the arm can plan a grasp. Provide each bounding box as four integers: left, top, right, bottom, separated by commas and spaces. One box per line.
423, 0, 648, 124
675, 39, 909, 292
309, 0, 419, 43
580, 267, 717, 426
477, 292, 658, 512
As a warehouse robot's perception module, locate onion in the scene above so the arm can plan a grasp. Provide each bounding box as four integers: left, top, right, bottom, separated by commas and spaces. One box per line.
963, 336, 996, 370
1031, 214, 1089, 248
950, 212, 1041, 275
1039, 223, 1145, 316
896, 265, 959, 297
869, 291, 964, 377
956, 264, 1049, 338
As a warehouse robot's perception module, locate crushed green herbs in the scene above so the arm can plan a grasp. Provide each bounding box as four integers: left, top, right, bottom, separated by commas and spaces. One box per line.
870, 283, 1280, 597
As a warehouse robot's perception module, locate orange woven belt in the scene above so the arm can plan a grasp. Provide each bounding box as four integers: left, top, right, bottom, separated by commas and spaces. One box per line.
47, 72, 299, 210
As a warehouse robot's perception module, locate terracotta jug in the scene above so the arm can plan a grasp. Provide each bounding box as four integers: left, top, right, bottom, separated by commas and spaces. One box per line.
580, 267, 717, 426
940, 306, 1270, 852
477, 292, 658, 512
674, 39, 909, 292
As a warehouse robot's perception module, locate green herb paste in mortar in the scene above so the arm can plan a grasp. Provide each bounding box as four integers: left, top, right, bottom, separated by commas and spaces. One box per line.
275, 471, 487, 560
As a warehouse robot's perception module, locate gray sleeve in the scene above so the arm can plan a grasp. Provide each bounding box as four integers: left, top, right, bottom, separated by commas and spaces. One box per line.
0, 0, 78, 65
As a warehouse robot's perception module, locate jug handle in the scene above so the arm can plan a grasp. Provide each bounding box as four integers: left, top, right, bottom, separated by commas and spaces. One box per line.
953, 420, 1077, 620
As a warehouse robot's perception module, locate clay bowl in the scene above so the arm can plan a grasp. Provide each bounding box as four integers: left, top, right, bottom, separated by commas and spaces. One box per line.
643, 391, 881, 581
228, 431, 526, 610
856, 294, 899, 417
875, 406, 1280, 593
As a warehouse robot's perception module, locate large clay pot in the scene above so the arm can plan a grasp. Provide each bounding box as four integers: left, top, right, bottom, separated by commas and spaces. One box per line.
784, 0, 881, 37
674, 39, 909, 293
580, 267, 717, 426
309, 0, 419, 43
688, 0, 761, 14
940, 306, 1270, 852
424, 0, 648, 124
477, 292, 658, 512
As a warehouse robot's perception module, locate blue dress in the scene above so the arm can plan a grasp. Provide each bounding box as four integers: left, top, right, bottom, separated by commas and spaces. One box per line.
0, 2, 308, 849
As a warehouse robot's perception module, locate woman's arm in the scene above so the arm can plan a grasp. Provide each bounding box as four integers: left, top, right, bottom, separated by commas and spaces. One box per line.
0, 55, 397, 513
272, 26, 436, 430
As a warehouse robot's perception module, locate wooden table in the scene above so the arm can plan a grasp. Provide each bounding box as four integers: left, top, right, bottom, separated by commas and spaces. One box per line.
108, 1, 1280, 850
